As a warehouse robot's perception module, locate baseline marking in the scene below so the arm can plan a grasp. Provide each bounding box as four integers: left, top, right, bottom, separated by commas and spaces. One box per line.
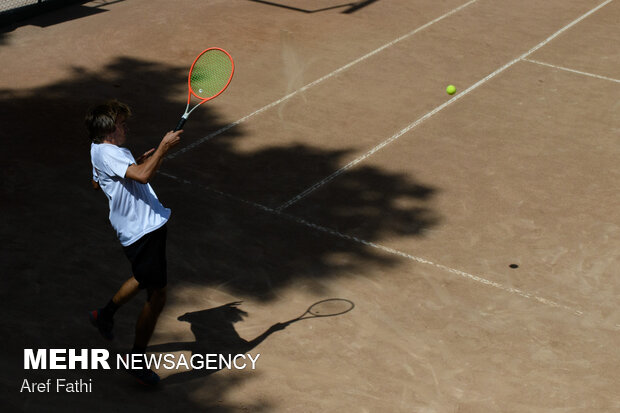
165, 0, 479, 160
277, 0, 615, 211
523, 58, 620, 83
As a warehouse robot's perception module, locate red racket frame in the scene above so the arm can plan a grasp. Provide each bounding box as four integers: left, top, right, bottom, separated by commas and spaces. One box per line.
187, 47, 235, 103
174, 47, 234, 131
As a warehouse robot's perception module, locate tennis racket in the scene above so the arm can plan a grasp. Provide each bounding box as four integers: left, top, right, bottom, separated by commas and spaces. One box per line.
174, 48, 235, 131
283, 298, 355, 325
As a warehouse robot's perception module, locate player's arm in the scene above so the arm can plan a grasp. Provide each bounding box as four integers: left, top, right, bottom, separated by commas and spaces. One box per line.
92, 179, 100, 190
135, 148, 156, 165
125, 130, 182, 184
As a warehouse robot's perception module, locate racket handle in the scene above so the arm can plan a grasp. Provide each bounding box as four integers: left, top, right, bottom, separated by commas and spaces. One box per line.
174, 117, 187, 132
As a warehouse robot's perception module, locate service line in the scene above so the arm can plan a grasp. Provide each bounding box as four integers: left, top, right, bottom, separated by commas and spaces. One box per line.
277, 0, 615, 211
523, 58, 620, 83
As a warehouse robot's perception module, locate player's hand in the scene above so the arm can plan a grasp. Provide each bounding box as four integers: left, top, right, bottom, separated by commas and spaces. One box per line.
136, 148, 156, 164
159, 130, 183, 153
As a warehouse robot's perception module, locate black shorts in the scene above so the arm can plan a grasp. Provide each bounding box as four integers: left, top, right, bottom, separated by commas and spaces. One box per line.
123, 224, 168, 290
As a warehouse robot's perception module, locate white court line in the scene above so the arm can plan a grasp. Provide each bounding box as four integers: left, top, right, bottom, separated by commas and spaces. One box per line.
165, 0, 479, 160
277, 0, 615, 211
295, 218, 585, 316
523, 58, 620, 83
159, 171, 584, 317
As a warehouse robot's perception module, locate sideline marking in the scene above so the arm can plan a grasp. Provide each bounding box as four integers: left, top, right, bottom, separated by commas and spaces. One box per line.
166, 0, 479, 160
277, 0, 615, 210
523, 58, 620, 83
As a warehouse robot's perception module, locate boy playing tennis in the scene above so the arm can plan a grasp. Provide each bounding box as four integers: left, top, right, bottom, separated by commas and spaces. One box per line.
85, 100, 182, 385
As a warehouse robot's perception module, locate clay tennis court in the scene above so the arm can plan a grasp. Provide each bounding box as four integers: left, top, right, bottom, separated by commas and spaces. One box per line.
1, 0, 619, 411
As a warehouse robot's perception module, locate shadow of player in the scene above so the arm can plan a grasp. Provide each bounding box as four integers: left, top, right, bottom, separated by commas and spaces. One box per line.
148, 302, 286, 384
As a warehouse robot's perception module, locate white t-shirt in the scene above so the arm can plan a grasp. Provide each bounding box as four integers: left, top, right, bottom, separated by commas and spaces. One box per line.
91, 143, 171, 246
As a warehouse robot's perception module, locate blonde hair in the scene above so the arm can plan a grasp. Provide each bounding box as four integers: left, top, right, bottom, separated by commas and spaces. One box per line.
85, 100, 132, 143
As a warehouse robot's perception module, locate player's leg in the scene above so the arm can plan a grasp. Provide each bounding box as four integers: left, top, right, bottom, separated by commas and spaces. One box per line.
90, 276, 140, 340
131, 225, 168, 352
112, 276, 141, 306
132, 287, 167, 353
121, 287, 166, 386
123, 225, 168, 385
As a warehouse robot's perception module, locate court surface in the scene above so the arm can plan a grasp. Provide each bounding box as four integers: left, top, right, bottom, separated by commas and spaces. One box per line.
1, 0, 619, 411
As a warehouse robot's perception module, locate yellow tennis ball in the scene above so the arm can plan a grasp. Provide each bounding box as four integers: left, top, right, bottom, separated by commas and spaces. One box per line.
446, 85, 456, 95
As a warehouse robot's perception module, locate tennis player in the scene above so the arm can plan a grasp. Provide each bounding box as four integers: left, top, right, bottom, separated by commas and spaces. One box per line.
85, 100, 182, 385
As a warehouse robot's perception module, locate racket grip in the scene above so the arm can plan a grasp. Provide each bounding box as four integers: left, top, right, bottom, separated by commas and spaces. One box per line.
174, 117, 187, 132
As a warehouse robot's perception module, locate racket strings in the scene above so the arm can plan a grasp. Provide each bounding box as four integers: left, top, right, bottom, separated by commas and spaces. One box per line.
190, 50, 233, 99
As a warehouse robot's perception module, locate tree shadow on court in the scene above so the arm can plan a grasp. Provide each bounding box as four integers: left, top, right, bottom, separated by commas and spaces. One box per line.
1, 54, 437, 411
161, 134, 439, 300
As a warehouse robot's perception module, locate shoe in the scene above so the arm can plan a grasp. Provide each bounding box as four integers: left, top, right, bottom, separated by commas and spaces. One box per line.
89, 309, 114, 340
120, 354, 160, 386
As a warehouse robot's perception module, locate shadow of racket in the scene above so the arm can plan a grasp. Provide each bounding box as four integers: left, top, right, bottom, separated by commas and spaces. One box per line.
281, 298, 355, 327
